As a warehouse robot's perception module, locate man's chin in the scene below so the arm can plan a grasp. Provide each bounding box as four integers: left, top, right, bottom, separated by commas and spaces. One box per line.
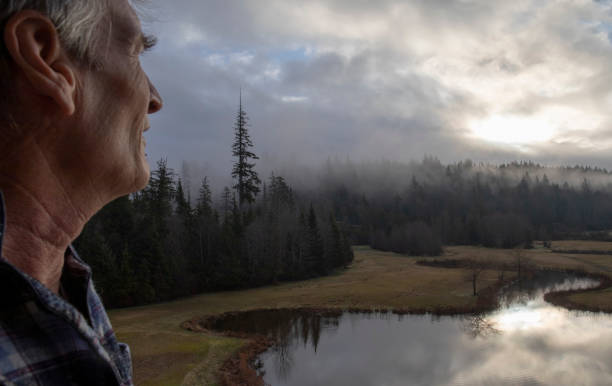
134, 163, 151, 191
127, 157, 151, 193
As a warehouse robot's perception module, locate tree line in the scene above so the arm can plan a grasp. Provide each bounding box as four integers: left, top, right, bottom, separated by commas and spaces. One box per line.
311, 157, 612, 255
75, 97, 353, 308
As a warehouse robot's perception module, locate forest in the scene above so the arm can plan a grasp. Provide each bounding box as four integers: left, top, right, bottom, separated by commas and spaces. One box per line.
77, 154, 612, 308
75, 160, 354, 308
75, 101, 353, 308
307, 157, 612, 255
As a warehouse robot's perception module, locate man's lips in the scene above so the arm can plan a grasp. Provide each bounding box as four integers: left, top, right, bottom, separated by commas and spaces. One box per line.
142, 127, 149, 156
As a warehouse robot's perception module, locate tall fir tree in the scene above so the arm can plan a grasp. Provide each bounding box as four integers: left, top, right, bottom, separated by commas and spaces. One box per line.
231, 90, 260, 206
146, 158, 176, 234
175, 179, 191, 219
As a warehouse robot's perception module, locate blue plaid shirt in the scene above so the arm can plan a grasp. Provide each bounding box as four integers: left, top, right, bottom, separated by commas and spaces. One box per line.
0, 192, 133, 385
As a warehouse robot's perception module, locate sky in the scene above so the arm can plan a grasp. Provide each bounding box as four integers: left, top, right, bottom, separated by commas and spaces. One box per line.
138, 0, 612, 183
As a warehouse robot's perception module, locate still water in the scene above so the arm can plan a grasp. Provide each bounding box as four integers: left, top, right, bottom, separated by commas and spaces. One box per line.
215, 274, 610, 385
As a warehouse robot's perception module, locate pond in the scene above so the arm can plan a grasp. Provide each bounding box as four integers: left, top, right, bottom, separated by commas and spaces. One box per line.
212, 273, 609, 385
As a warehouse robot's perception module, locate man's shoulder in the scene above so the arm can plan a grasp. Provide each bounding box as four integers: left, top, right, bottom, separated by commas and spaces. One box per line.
0, 301, 115, 384
0, 260, 120, 385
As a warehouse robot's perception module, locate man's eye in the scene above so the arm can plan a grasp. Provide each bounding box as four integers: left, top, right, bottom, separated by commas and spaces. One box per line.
142, 34, 158, 52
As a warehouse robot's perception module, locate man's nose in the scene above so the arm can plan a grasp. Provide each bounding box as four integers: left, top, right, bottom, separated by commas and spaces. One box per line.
148, 77, 163, 114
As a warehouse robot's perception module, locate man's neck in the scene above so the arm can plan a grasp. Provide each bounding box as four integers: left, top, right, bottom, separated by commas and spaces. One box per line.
0, 151, 103, 294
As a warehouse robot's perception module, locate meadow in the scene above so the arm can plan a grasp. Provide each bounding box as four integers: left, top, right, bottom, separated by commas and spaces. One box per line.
109, 242, 612, 385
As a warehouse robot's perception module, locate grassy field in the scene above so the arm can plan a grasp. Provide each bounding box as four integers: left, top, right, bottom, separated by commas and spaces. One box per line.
109, 243, 612, 385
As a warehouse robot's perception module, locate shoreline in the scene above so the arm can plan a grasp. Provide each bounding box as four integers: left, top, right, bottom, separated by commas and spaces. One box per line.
183, 268, 612, 386
111, 244, 612, 385
543, 270, 612, 312
182, 277, 512, 386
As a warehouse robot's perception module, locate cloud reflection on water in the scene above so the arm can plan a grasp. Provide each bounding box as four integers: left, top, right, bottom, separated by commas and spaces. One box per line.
250, 274, 612, 385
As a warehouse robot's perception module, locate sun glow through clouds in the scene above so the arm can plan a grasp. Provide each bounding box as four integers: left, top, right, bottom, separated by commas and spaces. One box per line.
470, 115, 556, 145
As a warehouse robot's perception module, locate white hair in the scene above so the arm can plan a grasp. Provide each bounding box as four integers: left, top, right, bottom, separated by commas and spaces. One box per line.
0, 0, 113, 130
0, 0, 110, 62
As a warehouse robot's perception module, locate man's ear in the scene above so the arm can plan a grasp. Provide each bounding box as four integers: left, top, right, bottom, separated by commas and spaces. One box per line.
3, 10, 76, 116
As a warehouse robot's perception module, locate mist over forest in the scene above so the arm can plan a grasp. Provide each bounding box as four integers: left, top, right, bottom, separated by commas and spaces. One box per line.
297, 157, 612, 253
180, 156, 612, 255
281, 156, 612, 194
181, 155, 612, 197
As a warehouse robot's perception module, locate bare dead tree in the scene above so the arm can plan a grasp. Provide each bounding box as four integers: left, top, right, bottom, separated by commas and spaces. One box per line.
466, 259, 487, 296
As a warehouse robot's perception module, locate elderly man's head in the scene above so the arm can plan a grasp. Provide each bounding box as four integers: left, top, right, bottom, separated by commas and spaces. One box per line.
0, 0, 162, 199
1, 0, 110, 63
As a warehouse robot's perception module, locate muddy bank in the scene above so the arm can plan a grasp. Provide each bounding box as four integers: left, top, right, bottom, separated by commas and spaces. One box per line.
181, 318, 269, 386
181, 309, 345, 386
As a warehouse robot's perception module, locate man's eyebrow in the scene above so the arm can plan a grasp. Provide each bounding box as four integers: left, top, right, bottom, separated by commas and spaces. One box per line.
141, 33, 158, 51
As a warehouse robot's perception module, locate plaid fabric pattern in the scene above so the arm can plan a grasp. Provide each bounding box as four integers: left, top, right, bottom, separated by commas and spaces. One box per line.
0, 192, 133, 385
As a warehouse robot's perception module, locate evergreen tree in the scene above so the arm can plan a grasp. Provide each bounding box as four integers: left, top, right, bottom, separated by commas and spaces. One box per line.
306, 205, 325, 276
231, 192, 243, 236
196, 177, 213, 217
195, 177, 214, 273
174, 177, 202, 294
296, 211, 309, 278
221, 186, 232, 221
142, 159, 178, 300
146, 158, 176, 234
175, 179, 191, 218
231, 91, 260, 206
269, 174, 294, 211
326, 214, 343, 269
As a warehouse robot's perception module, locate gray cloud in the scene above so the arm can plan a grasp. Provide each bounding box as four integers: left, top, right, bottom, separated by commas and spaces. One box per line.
139, 0, 612, 185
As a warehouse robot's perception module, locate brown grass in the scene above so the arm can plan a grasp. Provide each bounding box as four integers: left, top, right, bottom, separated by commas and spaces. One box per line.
110, 243, 612, 385
551, 240, 612, 252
